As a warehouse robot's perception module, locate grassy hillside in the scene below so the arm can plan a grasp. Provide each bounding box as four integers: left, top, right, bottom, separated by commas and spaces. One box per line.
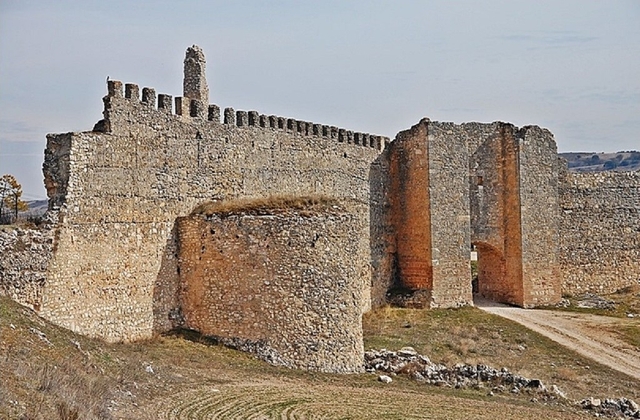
2, 296, 639, 419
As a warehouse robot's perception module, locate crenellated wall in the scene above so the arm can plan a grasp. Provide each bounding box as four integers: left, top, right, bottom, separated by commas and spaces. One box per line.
101, 80, 389, 151
40, 52, 388, 341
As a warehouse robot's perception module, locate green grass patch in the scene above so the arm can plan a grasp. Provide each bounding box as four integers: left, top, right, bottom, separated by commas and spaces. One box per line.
618, 325, 640, 349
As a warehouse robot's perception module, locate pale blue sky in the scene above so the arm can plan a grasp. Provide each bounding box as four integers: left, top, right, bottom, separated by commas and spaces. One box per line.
1, 0, 639, 199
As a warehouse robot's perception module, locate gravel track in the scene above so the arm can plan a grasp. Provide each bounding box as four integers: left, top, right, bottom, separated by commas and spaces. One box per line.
476, 297, 640, 380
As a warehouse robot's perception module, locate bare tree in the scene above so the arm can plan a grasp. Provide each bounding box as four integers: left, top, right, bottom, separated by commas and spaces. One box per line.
0, 174, 28, 224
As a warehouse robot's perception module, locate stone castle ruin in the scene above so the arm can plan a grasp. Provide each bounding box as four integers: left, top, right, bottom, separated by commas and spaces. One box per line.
2, 46, 638, 373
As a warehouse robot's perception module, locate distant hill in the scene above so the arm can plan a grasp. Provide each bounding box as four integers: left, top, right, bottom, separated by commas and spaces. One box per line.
23, 199, 48, 216
559, 151, 640, 172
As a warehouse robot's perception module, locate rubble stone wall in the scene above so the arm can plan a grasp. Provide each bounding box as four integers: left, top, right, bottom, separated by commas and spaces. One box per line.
468, 123, 516, 304
6, 45, 636, 361
177, 209, 366, 373
559, 171, 640, 295
40, 81, 386, 342
517, 126, 562, 306
462, 122, 560, 307
0, 225, 54, 311
388, 120, 433, 296
368, 149, 395, 307
427, 121, 474, 308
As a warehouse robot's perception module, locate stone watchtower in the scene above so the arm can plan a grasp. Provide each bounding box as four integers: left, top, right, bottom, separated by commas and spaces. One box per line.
183, 45, 209, 103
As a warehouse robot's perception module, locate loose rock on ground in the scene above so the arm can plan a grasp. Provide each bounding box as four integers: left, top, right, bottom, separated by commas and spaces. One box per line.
365, 347, 640, 418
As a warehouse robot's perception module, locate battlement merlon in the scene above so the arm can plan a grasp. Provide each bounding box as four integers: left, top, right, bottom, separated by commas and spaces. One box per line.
183, 45, 209, 104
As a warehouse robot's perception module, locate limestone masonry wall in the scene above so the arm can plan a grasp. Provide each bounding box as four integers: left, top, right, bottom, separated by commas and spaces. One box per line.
177, 208, 366, 373
389, 120, 563, 308
468, 123, 516, 304
0, 225, 54, 311
39, 56, 386, 341
368, 148, 395, 308
559, 171, 640, 295
517, 126, 562, 306
427, 121, 474, 308
389, 120, 433, 298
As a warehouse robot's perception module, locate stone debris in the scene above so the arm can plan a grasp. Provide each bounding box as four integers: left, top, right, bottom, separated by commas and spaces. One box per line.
579, 397, 640, 418
397, 346, 418, 357
366, 348, 640, 418
28, 327, 52, 346
378, 375, 392, 384
365, 348, 553, 397
550, 384, 567, 400
575, 293, 616, 310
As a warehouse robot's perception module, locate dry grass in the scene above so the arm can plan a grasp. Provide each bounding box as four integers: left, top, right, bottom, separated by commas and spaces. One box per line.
191, 194, 343, 217
0, 302, 116, 419
363, 305, 640, 400
547, 286, 640, 349
553, 367, 580, 382
2, 296, 638, 419
619, 325, 640, 349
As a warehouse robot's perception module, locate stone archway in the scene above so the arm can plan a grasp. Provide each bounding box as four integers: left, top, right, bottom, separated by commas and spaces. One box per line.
472, 241, 508, 303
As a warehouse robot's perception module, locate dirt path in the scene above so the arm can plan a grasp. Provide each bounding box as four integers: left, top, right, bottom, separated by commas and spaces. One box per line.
476, 297, 640, 380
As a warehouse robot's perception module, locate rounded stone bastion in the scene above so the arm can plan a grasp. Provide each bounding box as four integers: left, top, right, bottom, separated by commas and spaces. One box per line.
176, 196, 367, 373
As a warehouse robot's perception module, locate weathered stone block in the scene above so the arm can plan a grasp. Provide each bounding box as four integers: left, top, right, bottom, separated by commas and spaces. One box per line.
125, 83, 139, 101
142, 87, 156, 107
208, 104, 220, 122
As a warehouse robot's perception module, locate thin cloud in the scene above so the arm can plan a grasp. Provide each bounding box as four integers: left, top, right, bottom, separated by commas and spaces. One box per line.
542, 31, 598, 45
580, 91, 640, 106
499, 31, 598, 47
0, 119, 36, 134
